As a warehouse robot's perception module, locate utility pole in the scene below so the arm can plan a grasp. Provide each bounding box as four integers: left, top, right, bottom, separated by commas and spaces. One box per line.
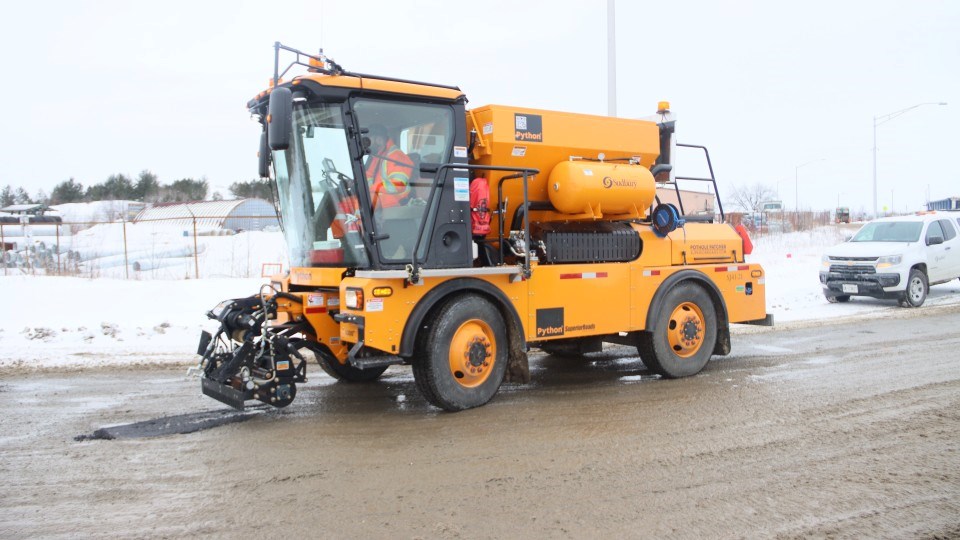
607, 0, 616, 117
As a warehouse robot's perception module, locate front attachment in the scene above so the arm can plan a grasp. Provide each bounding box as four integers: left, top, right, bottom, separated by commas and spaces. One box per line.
195, 292, 308, 410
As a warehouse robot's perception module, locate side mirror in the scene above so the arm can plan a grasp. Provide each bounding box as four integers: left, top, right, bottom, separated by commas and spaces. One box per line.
258, 132, 270, 178
267, 87, 293, 151
927, 235, 944, 246
322, 158, 336, 174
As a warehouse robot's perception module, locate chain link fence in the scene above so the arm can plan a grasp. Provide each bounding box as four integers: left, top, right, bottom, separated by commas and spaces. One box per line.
0, 215, 287, 279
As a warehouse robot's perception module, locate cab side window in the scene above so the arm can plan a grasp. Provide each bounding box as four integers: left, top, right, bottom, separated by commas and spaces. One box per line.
939, 219, 957, 241
925, 221, 944, 244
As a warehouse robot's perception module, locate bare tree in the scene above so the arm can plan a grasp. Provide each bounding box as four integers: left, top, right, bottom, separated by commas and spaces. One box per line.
728, 183, 776, 213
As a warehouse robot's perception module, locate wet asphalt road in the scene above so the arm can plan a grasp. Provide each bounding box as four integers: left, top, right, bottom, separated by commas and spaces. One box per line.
1, 304, 959, 538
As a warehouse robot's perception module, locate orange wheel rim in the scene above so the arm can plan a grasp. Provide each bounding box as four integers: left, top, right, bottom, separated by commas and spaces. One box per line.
448, 319, 496, 388
667, 302, 705, 358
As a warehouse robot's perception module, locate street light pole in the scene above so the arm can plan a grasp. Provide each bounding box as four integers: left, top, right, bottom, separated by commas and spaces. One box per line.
872, 102, 947, 219
607, 0, 616, 117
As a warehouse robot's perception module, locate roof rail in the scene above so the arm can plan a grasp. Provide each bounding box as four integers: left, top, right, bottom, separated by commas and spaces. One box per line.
271, 42, 461, 93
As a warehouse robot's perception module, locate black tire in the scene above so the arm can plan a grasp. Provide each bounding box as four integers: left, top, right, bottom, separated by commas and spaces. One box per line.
637, 282, 717, 379
413, 294, 508, 411
825, 294, 851, 303
901, 269, 928, 308
292, 339, 387, 382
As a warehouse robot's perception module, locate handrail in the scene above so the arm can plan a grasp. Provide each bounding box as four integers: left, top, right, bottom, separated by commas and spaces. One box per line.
675, 143, 725, 222
410, 164, 539, 283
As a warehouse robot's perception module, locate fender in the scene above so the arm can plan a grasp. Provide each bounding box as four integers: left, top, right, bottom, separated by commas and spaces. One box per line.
398, 277, 530, 383
645, 269, 732, 356
399, 277, 524, 357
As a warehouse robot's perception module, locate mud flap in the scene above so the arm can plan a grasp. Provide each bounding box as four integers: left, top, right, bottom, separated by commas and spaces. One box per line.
201, 377, 251, 410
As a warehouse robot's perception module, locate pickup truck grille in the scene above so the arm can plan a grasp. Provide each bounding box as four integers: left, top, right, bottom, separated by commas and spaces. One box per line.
829, 264, 876, 275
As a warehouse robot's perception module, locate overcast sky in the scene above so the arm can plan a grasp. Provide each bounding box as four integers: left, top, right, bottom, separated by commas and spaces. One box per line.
1, 0, 957, 214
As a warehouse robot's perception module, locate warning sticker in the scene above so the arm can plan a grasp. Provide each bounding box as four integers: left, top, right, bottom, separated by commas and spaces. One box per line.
326, 297, 340, 308
305, 293, 326, 313
482, 122, 493, 135
511, 146, 526, 157
453, 146, 467, 158
454, 177, 470, 202
366, 298, 384, 312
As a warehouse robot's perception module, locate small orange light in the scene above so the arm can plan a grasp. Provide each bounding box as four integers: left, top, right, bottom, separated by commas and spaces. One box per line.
657, 101, 670, 113
751, 270, 762, 278
308, 57, 325, 71
372, 287, 393, 298
266, 113, 273, 124
292, 79, 301, 85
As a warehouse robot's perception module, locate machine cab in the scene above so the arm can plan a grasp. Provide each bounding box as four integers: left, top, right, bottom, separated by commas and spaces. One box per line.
255, 61, 473, 272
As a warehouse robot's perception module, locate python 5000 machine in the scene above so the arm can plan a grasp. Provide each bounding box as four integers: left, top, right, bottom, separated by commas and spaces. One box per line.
195, 43, 772, 412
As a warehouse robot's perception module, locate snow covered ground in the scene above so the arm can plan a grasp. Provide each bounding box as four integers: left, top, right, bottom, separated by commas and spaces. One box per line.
2, 226, 958, 371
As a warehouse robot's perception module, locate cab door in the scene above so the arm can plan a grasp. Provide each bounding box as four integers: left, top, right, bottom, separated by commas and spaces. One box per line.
924, 220, 948, 282
937, 219, 960, 279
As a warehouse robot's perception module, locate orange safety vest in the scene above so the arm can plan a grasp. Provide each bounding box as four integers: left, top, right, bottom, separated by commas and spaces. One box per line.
330, 196, 360, 239
367, 139, 413, 208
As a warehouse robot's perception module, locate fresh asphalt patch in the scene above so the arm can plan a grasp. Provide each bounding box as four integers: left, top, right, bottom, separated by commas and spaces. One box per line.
75, 407, 267, 440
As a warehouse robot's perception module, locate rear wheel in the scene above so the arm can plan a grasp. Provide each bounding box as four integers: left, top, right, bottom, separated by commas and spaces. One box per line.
413, 295, 508, 411
901, 269, 928, 308
638, 282, 717, 378
292, 339, 387, 382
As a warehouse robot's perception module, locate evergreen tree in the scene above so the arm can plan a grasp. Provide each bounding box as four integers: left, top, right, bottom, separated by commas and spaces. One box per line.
102, 173, 135, 200
0, 185, 13, 207
229, 179, 274, 202
50, 178, 85, 204
161, 178, 208, 202
135, 170, 160, 202
13, 187, 31, 204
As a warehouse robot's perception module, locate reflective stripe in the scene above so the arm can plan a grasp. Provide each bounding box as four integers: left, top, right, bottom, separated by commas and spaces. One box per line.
559, 272, 608, 280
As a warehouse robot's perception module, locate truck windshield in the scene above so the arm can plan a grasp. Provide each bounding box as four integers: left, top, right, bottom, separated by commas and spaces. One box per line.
273, 102, 370, 268
851, 221, 923, 243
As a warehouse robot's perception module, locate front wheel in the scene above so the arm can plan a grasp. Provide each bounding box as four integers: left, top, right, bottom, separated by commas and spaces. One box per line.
900, 269, 928, 308
638, 282, 718, 378
825, 293, 851, 303
413, 295, 508, 411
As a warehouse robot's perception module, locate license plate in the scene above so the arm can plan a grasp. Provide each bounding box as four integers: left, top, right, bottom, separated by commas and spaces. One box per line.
842, 284, 858, 294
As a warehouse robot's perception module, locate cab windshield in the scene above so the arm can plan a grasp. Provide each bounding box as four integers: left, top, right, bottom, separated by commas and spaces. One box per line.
273, 102, 370, 268
851, 221, 923, 243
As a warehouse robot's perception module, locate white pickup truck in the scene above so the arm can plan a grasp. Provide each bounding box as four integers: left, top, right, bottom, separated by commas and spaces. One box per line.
820, 211, 960, 307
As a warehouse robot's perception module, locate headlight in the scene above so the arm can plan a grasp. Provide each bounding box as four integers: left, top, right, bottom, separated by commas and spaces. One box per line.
345, 287, 364, 310
876, 255, 902, 269
208, 300, 234, 319
821, 254, 831, 267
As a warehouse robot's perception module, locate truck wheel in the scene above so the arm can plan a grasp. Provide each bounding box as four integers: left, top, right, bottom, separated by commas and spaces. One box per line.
292, 339, 387, 382
413, 294, 508, 411
637, 282, 717, 378
901, 269, 928, 308
825, 294, 851, 303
